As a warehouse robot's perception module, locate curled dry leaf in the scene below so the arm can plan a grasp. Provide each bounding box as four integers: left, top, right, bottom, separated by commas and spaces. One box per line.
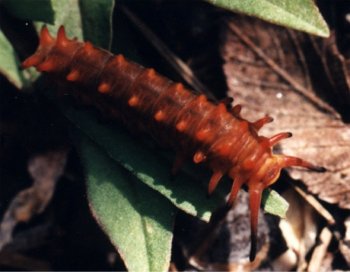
0, 150, 68, 250
221, 15, 350, 209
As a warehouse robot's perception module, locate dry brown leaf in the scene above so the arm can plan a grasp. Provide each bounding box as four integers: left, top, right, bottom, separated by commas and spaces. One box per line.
340, 216, 350, 266
308, 227, 333, 272
0, 150, 68, 250
279, 188, 318, 270
221, 15, 350, 210
271, 249, 298, 271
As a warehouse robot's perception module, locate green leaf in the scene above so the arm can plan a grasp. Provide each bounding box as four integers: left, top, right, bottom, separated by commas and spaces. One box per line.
2, 0, 55, 23
262, 189, 289, 218
81, 134, 174, 272
79, 0, 115, 49
207, 0, 330, 37
0, 30, 30, 89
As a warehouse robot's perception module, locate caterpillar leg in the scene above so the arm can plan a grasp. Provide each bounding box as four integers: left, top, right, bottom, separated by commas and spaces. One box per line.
207, 171, 224, 196
227, 176, 244, 206
248, 183, 263, 262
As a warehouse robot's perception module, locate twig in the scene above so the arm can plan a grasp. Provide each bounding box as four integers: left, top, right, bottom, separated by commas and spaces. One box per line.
292, 185, 335, 225
308, 227, 332, 272
121, 6, 216, 101
287, 30, 312, 89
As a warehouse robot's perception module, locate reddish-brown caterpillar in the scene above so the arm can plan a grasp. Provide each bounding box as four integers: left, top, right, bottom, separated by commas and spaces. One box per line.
22, 26, 325, 261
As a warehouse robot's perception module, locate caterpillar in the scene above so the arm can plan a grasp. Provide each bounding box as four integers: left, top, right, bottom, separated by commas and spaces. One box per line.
22, 26, 325, 261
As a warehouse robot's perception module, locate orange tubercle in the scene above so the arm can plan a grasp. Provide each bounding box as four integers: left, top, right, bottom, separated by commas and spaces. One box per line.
195, 129, 210, 141
98, 82, 111, 93
173, 83, 186, 95
154, 110, 166, 122
57, 26, 70, 48
197, 94, 207, 104
39, 26, 54, 47
210, 103, 228, 124
114, 54, 126, 64
128, 96, 139, 107
216, 142, 233, 157
176, 120, 187, 132
21, 55, 41, 69
83, 41, 94, 53
146, 68, 156, 78
193, 151, 206, 164
37, 59, 55, 72
66, 70, 80, 81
